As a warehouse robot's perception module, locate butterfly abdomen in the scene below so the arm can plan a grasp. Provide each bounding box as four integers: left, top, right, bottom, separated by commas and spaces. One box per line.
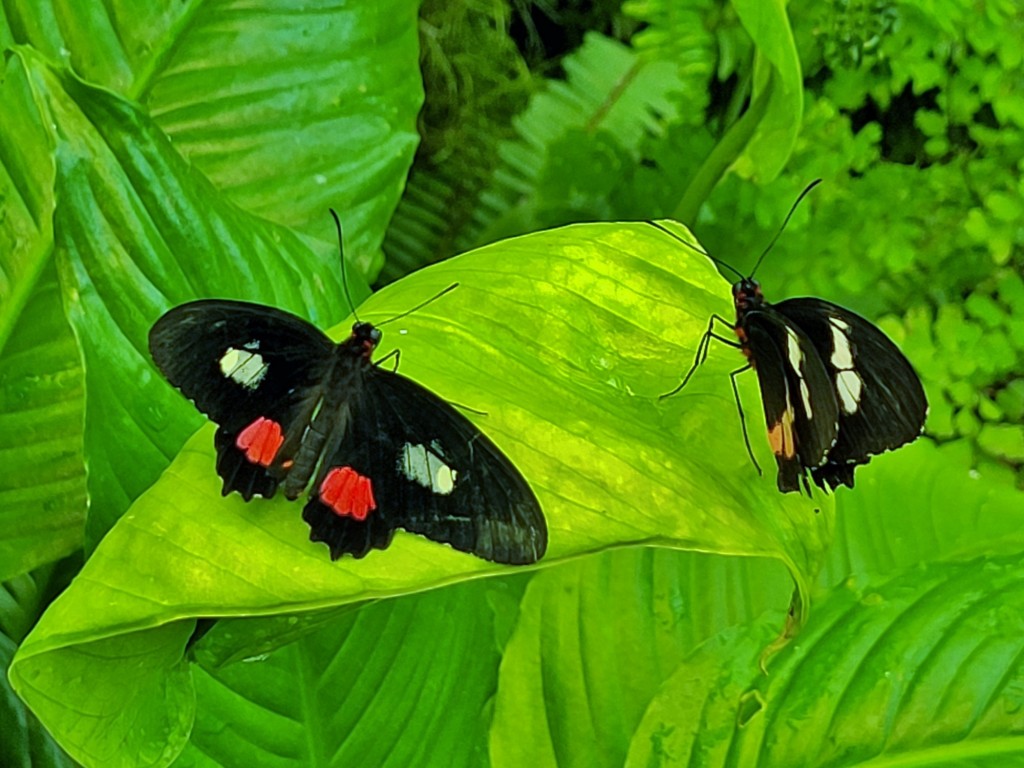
281, 346, 370, 499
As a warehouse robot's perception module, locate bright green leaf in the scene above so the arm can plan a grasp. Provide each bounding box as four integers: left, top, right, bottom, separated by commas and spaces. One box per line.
1, 1, 424, 278
12, 48, 355, 544
176, 579, 514, 768
730, 0, 803, 182
1, 633, 75, 768
0, 264, 85, 580
143, 0, 423, 272
0, 50, 85, 580
627, 554, 1024, 766
490, 549, 791, 768
11, 220, 831, 768
818, 439, 1024, 588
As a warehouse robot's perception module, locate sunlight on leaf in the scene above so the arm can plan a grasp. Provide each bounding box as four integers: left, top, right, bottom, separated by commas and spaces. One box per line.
11, 219, 831, 768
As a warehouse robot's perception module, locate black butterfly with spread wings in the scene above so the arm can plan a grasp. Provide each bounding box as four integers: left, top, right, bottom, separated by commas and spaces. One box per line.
656, 181, 927, 493
149, 294, 546, 564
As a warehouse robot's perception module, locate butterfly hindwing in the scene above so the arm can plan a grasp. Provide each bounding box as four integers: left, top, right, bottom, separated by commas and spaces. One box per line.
149, 300, 334, 498
743, 310, 839, 492
303, 368, 547, 564
772, 298, 928, 489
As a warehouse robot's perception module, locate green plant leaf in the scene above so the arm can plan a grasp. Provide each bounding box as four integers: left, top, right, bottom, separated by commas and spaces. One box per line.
490, 548, 792, 768
730, 0, 803, 182
818, 439, 1024, 589
0, 568, 78, 767
0, 45, 54, 352
1, 0, 424, 564
2, 0, 424, 278
143, 0, 423, 272
10, 218, 831, 767
0, 51, 85, 580
627, 553, 1024, 766
0, 262, 85, 580
12, 48, 361, 545
174, 578, 519, 768
1, 633, 75, 768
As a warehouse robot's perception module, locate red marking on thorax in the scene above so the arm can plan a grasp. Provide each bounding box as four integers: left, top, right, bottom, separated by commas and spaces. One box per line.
320, 467, 377, 520
734, 326, 754, 363
236, 417, 285, 466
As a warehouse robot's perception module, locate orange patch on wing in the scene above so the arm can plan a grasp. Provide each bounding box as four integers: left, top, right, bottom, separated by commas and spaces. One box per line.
767, 408, 797, 459
320, 467, 377, 521
236, 417, 285, 466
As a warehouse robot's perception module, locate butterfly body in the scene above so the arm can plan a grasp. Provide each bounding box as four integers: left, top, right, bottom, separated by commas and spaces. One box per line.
730, 277, 927, 493
150, 299, 546, 564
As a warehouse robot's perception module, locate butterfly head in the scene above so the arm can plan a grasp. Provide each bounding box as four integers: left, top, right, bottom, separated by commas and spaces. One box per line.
349, 322, 382, 359
732, 277, 764, 315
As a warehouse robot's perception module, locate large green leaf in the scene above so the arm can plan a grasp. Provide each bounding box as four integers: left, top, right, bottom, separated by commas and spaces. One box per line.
1, 569, 78, 767
819, 439, 1024, 589
143, 0, 423, 268
0, 51, 85, 580
174, 578, 522, 768
0, 263, 85, 580
490, 549, 792, 768
618, 428, 1024, 767
0, 0, 423, 574
13, 48, 358, 544
10, 218, 831, 766
1, 0, 423, 276
626, 553, 1024, 766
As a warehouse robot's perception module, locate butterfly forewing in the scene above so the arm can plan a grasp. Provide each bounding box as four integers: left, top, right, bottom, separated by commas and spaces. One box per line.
149, 300, 335, 498
303, 368, 546, 564
772, 298, 928, 489
743, 311, 839, 492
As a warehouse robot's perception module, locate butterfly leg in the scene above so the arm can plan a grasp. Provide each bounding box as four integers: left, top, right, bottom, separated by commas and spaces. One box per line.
374, 349, 401, 372
451, 402, 487, 416
729, 364, 762, 477
661, 314, 740, 399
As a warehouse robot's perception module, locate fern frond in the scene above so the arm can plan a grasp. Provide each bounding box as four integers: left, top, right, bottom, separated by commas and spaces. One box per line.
381, 0, 533, 283
381, 171, 459, 284
458, 32, 690, 250
624, 0, 716, 95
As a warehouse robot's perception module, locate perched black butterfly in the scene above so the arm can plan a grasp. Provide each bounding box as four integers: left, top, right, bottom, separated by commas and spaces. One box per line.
656, 181, 927, 493
149, 216, 546, 564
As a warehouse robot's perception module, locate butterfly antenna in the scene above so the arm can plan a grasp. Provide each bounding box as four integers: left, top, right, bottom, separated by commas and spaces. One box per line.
748, 179, 822, 278
647, 221, 745, 282
377, 283, 460, 327
330, 208, 360, 322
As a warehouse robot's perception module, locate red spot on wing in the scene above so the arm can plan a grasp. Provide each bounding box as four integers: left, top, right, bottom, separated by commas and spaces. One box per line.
320, 467, 377, 521
235, 417, 285, 466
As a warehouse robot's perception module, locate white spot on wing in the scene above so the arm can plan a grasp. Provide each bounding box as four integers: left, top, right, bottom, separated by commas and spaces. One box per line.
829, 319, 862, 414
836, 370, 863, 414
786, 329, 813, 419
399, 443, 457, 495
829, 319, 855, 368
219, 347, 269, 390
